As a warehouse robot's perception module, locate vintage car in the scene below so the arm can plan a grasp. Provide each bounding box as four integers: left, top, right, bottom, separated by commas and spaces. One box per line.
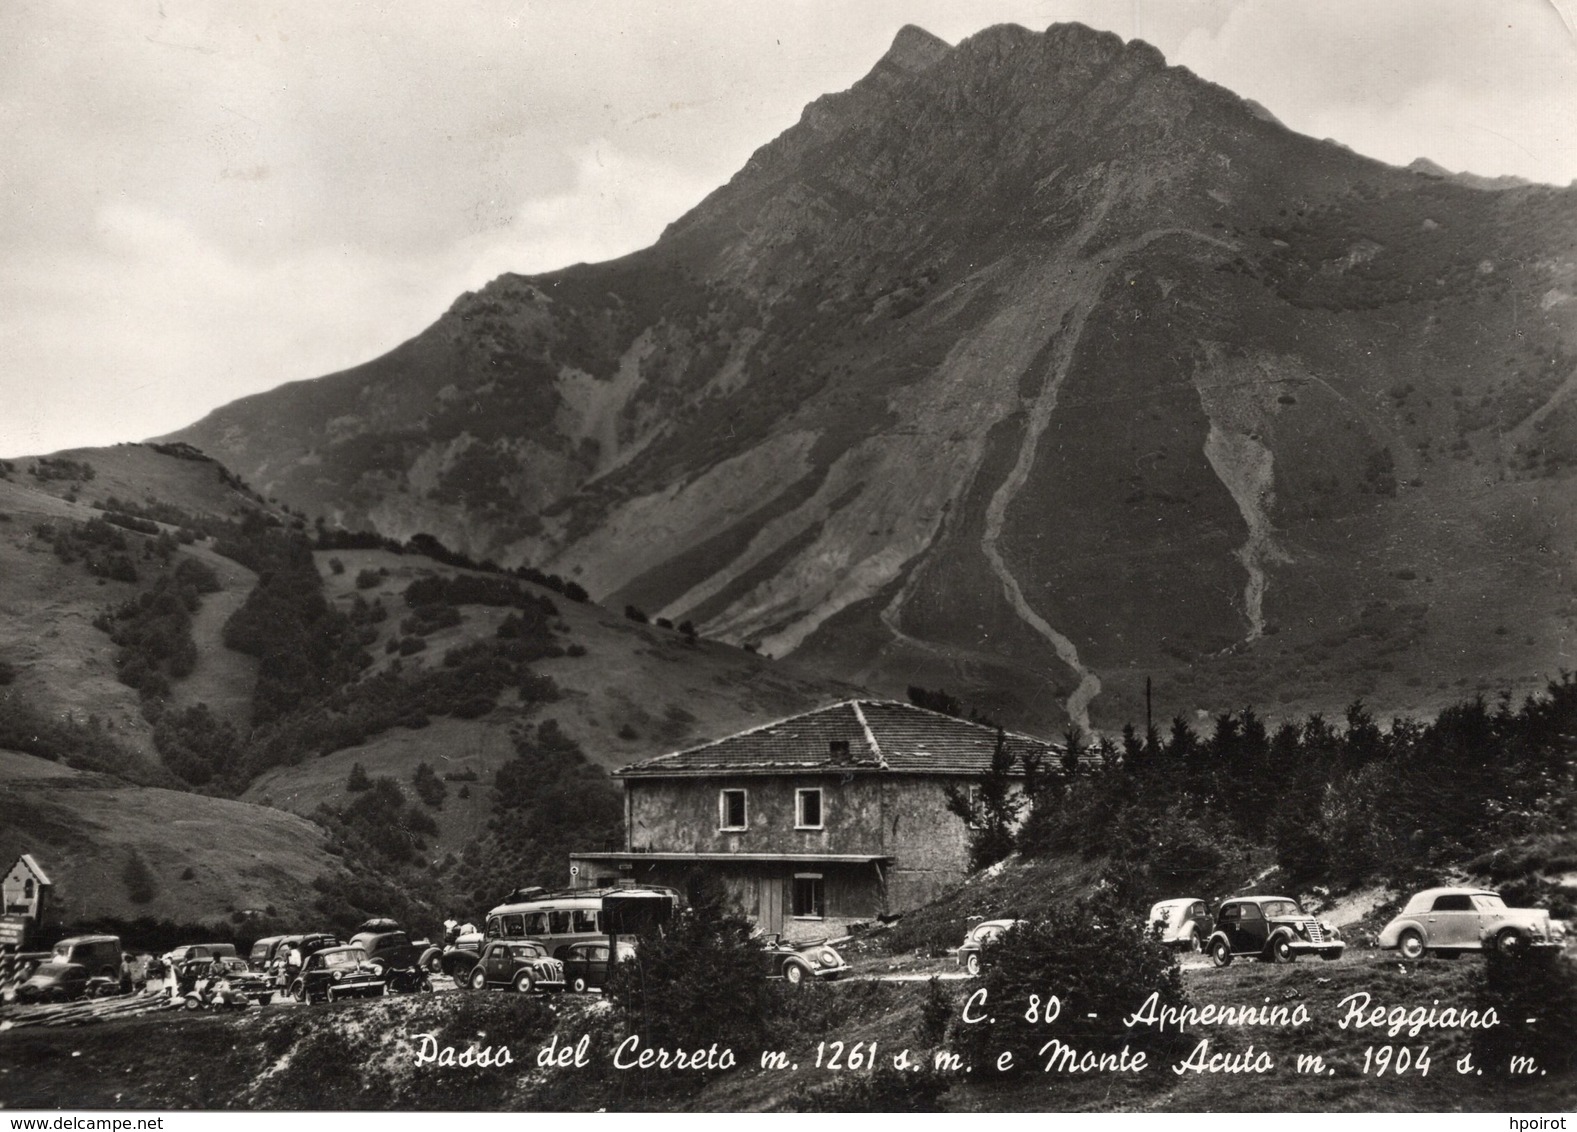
180, 955, 276, 1004
349, 929, 422, 973
289, 946, 386, 1004
1208, 896, 1344, 966
13, 962, 92, 1003
419, 930, 485, 978
463, 940, 565, 994
562, 940, 637, 993
247, 935, 288, 971
1377, 888, 1568, 959
165, 942, 238, 965
1148, 899, 1213, 952
761, 935, 848, 985
957, 919, 1027, 976
271, 933, 342, 984
50, 935, 124, 981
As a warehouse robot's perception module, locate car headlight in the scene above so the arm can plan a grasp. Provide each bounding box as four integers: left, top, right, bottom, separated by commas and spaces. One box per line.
1323, 923, 1340, 938
818, 949, 839, 968
332, 970, 345, 981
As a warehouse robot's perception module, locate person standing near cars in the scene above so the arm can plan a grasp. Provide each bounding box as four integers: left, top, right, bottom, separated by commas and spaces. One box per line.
163, 952, 180, 1001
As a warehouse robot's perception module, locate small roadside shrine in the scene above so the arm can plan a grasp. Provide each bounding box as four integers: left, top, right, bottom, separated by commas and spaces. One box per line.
1, 852, 52, 950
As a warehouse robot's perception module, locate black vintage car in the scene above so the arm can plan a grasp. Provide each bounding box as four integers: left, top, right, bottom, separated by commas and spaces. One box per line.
271, 933, 342, 986
1207, 896, 1345, 966
419, 930, 484, 978
13, 962, 91, 1003
349, 930, 421, 973
464, 940, 565, 994
562, 940, 636, 993
247, 935, 288, 971
289, 946, 386, 1004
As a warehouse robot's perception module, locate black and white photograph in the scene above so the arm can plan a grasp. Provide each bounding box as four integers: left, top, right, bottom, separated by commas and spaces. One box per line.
2, 0, 1575, 1116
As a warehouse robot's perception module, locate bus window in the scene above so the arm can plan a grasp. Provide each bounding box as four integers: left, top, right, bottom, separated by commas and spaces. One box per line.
486, 917, 500, 938
572, 909, 598, 933
549, 910, 573, 935
501, 914, 525, 938
523, 912, 548, 936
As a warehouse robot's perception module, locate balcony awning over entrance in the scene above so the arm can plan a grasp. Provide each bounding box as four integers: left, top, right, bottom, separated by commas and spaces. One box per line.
570, 852, 890, 864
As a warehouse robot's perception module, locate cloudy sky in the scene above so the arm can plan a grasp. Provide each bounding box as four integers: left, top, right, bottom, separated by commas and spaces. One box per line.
3, 0, 1575, 457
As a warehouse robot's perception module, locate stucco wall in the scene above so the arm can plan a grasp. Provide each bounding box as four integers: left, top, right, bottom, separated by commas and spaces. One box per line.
627, 775, 886, 855
619, 773, 976, 916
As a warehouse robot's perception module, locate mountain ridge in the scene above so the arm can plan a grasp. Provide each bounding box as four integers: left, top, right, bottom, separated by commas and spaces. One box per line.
164, 21, 1577, 734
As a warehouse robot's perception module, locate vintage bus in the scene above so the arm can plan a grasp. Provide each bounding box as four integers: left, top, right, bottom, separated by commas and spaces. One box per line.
484, 885, 678, 959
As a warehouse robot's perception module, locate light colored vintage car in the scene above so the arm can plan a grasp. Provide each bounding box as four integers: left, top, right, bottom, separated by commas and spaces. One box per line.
1148, 898, 1213, 951
1377, 887, 1568, 959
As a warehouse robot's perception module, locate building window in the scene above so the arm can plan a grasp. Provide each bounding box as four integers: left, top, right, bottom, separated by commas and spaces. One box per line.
720, 789, 748, 830
793, 874, 824, 919
796, 788, 824, 829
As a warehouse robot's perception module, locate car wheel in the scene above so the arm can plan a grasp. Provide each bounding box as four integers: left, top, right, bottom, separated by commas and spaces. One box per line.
423, 951, 444, 975
783, 962, 806, 986
327, 988, 337, 1003
1270, 937, 1295, 964
418, 976, 433, 993
183, 996, 201, 1011
965, 953, 981, 977
1494, 928, 1527, 957
291, 983, 306, 1003
1398, 930, 1426, 961
572, 976, 588, 994
513, 971, 535, 995
1187, 928, 1202, 953
1210, 939, 1233, 968
469, 967, 489, 991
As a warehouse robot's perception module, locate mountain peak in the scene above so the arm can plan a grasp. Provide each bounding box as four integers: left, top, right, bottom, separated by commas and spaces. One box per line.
882, 24, 951, 73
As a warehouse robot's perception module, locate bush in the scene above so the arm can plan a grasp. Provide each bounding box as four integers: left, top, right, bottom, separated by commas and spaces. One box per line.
790, 1064, 952, 1112
347, 762, 371, 792
355, 568, 382, 590
603, 886, 772, 1093
1473, 949, 1577, 1079
920, 975, 953, 1045
154, 703, 242, 786
122, 850, 158, 904
954, 893, 1186, 1077
412, 761, 447, 809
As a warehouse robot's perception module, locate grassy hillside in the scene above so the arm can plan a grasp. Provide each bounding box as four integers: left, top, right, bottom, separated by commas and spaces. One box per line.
0, 749, 347, 926
0, 443, 858, 933
241, 545, 860, 864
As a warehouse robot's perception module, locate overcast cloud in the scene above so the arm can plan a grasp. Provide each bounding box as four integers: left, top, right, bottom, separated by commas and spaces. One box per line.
2, 0, 1574, 456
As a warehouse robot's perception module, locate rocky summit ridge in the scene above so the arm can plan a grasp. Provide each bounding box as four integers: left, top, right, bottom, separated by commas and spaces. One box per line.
168, 22, 1577, 734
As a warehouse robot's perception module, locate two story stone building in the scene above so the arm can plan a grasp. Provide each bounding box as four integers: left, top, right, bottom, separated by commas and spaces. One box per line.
570, 699, 1065, 939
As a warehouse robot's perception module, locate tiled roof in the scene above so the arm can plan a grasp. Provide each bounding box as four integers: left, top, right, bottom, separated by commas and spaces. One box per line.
617, 699, 1073, 778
